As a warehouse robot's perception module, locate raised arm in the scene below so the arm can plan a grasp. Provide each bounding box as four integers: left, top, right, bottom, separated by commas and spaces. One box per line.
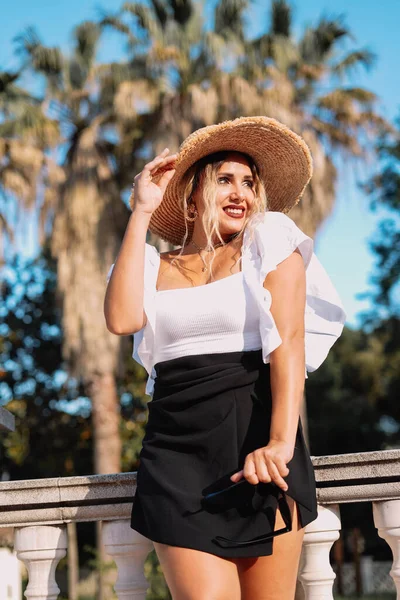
104, 149, 177, 335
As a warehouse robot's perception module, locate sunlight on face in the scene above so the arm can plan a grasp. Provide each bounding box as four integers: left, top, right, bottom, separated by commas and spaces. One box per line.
194, 152, 256, 237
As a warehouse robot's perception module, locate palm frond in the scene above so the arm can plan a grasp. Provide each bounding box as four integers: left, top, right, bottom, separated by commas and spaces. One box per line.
0, 71, 35, 115
271, 0, 292, 37
72, 21, 100, 70
14, 26, 63, 79
332, 49, 376, 77
169, 0, 194, 27
299, 16, 349, 63
0, 165, 35, 202
0, 105, 60, 148
8, 140, 44, 171
68, 58, 86, 91
185, 83, 219, 125
0, 70, 19, 90
318, 88, 377, 116
151, 0, 169, 29
296, 63, 326, 82
214, 0, 248, 43
270, 34, 299, 73
311, 115, 362, 155
114, 79, 158, 121
122, 3, 160, 39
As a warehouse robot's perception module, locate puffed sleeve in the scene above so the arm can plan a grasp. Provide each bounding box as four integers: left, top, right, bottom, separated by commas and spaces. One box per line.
106, 243, 160, 397
242, 211, 347, 377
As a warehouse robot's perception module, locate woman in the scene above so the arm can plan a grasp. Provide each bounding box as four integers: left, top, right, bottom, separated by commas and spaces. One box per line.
104, 116, 346, 599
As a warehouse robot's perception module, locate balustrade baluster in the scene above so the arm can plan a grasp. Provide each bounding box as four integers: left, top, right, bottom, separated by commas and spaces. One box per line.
14, 525, 67, 600
298, 504, 341, 599
103, 519, 153, 599
373, 498, 400, 599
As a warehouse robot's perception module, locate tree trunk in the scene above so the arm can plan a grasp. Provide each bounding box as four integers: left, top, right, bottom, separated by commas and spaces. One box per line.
88, 372, 121, 599
67, 522, 78, 600
88, 372, 121, 475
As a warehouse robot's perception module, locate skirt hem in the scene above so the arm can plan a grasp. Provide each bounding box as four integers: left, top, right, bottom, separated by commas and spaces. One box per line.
129, 521, 276, 559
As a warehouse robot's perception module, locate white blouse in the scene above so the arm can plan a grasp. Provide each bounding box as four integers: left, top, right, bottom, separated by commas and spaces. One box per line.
107, 211, 347, 397
153, 271, 262, 365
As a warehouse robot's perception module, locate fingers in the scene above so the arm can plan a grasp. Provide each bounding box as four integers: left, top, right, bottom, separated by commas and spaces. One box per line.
243, 450, 289, 491
158, 167, 176, 192
267, 461, 288, 491
142, 149, 177, 180
230, 470, 243, 482
142, 148, 170, 175
243, 456, 259, 485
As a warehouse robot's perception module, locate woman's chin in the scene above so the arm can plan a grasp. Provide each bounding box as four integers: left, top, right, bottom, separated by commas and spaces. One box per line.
220, 220, 244, 235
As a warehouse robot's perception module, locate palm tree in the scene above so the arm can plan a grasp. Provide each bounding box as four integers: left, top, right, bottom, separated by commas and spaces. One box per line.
225, 0, 389, 235
102, 0, 249, 248
13, 23, 133, 476
108, 0, 389, 241
103, 0, 248, 152
0, 70, 60, 263
11, 23, 146, 599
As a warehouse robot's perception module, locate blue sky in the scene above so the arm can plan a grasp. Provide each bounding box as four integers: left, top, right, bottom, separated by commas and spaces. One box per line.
1, 0, 399, 329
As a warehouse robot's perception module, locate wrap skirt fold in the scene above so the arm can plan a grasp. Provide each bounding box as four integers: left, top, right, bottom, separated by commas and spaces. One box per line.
130, 349, 318, 558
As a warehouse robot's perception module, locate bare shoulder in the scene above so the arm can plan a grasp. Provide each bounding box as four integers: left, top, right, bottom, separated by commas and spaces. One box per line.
263, 247, 304, 288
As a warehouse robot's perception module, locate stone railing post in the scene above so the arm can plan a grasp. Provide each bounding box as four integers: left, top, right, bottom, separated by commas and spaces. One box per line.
14, 525, 67, 600
102, 519, 153, 599
373, 498, 400, 598
298, 504, 341, 599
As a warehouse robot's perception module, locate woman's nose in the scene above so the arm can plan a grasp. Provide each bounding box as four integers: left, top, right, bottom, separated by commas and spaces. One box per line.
230, 186, 245, 200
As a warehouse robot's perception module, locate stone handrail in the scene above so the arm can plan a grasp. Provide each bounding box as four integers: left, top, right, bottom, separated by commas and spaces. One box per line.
0, 449, 399, 528
0, 449, 399, 599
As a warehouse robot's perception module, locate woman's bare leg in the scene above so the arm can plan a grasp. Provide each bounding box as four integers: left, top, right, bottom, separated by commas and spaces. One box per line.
235, 497, 305, 600
153, 542, 241, 600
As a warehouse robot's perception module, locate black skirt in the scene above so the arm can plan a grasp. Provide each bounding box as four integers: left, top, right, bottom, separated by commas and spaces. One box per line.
130, 349, 318, 558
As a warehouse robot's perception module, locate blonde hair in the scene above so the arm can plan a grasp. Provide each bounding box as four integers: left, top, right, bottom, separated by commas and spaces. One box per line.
169, 151, 268, 279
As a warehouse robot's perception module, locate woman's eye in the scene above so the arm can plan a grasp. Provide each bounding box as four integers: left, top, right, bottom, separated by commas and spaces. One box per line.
244, 181, 254, 188
218, 177, 229, 184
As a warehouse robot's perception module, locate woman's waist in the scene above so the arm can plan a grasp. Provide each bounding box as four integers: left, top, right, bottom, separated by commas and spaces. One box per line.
152, 349, 268, 400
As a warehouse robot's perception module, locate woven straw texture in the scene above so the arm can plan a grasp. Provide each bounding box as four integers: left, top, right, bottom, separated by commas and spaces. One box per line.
133, 116, 313, 246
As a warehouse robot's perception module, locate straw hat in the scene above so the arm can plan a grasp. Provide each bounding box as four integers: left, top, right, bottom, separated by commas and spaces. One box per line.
132, 116, 313, 246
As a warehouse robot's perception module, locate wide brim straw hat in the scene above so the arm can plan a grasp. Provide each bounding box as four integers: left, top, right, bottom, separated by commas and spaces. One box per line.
132, 116, 313, 247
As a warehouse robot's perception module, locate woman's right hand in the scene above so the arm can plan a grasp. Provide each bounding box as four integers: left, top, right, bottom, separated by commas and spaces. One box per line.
132, 148, 177, 215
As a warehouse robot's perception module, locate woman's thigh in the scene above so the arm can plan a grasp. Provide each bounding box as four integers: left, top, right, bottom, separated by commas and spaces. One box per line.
235, 497, 305, 600
153, 542, 241, 600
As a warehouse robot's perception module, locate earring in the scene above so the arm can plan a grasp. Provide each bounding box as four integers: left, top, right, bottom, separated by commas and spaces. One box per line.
185, 202, 198, 222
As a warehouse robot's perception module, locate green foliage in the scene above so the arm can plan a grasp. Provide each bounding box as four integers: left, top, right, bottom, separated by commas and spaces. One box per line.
0, 244, 150, 477
359, 112, 400, 324
307, 323, 400, 456
0, 248, 93, 479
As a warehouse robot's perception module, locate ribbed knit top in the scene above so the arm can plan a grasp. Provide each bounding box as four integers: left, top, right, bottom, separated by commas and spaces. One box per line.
153, 271, 262, 365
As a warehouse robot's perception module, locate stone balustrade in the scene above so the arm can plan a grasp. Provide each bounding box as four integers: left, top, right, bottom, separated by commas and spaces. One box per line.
0, 449, 399, 599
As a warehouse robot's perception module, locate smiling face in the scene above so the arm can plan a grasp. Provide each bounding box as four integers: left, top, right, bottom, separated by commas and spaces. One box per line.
190, 151, 264, 243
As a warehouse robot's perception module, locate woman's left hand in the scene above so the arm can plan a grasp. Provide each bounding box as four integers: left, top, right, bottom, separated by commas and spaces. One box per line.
230, 440, 294, 492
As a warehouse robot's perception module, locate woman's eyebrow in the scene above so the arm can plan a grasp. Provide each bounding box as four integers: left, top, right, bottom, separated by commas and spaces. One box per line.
218, 172, 254, 180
